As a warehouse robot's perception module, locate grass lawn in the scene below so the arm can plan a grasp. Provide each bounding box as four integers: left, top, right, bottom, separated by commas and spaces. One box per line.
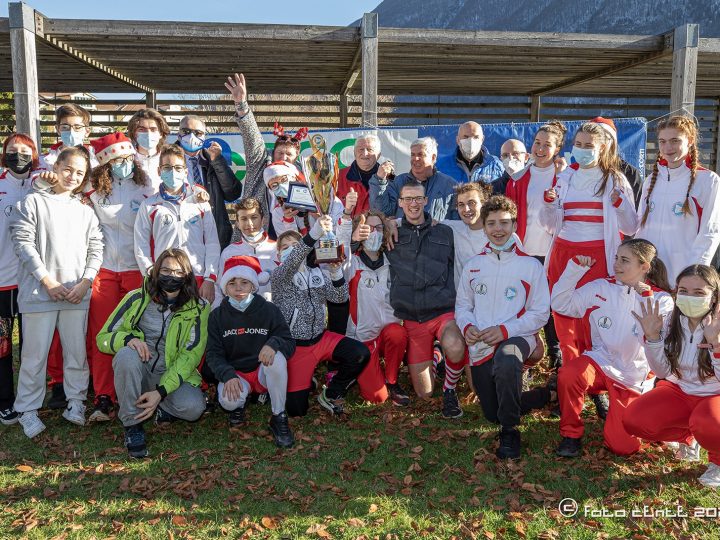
2, 351, 720, 539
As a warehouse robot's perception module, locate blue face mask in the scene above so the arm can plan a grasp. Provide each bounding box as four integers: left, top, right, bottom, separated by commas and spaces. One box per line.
490, 235, 516, 252
136, 131, 161, 152
571, 146, 599, 167
228, 294, 254, 311
160, 169, 186, 190
179, 133, 205, 153
279, 247, 293, 264
60, 130, 85, 147
272, 181, 289, 199
111, 160, 134, 180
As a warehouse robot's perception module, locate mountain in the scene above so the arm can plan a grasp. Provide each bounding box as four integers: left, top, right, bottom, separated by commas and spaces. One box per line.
357, 0, 720, 37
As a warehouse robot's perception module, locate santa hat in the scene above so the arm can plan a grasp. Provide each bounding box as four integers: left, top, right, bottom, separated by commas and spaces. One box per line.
220, 256, 270, 294
90, 132, 136, 166
590, 116, 617, 142
263, 161, 299, 187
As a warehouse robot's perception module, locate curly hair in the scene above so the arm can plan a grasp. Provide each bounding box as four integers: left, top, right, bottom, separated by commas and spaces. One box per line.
90, 159, 149, 196
127, 108, 170, 147
640, 116, 700, 227
480, 195, 517, 224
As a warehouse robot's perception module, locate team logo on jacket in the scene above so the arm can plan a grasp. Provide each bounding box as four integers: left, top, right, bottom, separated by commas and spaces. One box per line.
311, 275, 323, 286
188, 215, 200, 225
598, 316, 612, 329
3, 205, 12, 217
98, 196, 110, 207
161, 214, 173, 226
475, 283, 487, 295
130, 199, 141, 212
364, 277, 376, 288
672, 202, 684, 216
504, 286, 517, 300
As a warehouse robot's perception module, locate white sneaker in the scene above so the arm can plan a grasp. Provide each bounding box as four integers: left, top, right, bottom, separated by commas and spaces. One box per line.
699, 463, 720, 488
666, 439, 701, 461
18, 410, 46, 438
62, 399, 86, 426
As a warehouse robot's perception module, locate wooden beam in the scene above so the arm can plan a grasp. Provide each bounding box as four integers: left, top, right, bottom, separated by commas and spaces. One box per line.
671, 24, 699, 116
340, 94, 349, 127
361, 13, 378, 128
530, 95, 541, 121
146, 91, 156, 109
9, 2, 40, 148
714, 98, 720, 171
339, 45, 362, 96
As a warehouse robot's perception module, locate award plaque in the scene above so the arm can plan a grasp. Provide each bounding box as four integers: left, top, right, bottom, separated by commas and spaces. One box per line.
285, 182, 318, 212
301, 134, 344, 263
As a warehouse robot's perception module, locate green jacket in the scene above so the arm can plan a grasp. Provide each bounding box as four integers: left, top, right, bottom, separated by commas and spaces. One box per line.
96, 282, 210, 397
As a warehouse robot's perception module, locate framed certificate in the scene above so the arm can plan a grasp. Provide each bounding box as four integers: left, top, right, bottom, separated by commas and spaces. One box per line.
285, 182, 318, 212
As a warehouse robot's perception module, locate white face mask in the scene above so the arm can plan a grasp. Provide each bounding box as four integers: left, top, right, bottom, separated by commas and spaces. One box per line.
243, 230, 264, 243
363, 230, 383, 252
502, 156, 525, 175
675, 294, 713, 319
459, 137, 482, 160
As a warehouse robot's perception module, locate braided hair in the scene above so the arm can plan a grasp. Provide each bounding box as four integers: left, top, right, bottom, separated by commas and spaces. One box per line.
640, 116, 699, 227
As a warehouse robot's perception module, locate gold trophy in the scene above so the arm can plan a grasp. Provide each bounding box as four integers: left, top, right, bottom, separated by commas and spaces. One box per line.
301, 133, 343, 263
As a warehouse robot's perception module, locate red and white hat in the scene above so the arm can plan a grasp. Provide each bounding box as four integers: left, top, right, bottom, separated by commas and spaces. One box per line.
90, 132, 136, 166
263, 160, 299, 187
220, 255, 270, 294
590, 116, 617, 142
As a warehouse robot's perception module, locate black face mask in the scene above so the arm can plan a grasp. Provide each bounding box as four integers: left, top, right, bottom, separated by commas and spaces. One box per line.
5, 152, 32, 175
158, 274, 184, 293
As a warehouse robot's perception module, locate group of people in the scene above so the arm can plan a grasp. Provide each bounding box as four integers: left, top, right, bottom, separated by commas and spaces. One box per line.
0, 71, 719, 490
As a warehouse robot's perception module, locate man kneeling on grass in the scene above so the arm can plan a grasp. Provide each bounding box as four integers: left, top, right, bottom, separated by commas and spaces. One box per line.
205, 255, 295, 448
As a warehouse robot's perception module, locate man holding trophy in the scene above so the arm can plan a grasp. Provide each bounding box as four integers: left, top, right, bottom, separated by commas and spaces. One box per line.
270, 134, 371, 417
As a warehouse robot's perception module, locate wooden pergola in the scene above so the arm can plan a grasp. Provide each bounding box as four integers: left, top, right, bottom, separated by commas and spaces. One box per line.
4, 1, 720, 147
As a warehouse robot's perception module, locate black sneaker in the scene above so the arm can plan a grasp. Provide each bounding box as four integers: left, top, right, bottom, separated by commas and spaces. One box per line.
387, 383, 410, 407
496, 426, 521, 460
317, 387, 345, 416
202, 391, 217, 416
556, 436, 582, 457
88, 394, 113, 423
269, 412, 294, 448
154, 406, 178, 425
0, 406, 19, 425
228, 405, 246, 427
442, 388, 463, 419
591, 393, 609, 420
124, 424, 148, 459
47, 383, 67, 410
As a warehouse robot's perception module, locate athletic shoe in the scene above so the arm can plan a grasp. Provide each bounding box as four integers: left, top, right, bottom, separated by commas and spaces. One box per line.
556, 436, 582, 458
19, 410, 46, 438
317, 387, 345, 416
47, 383, 67, 410
387, 383, 410, 407
154, 406, 178, 425
88, 394, 113, 423
442, 388, 463, 419
202, 391, 216, 416
124, 424, 149, 459
591, 393, 609, 420
699, 463, 720, 488
62, 399, 86, 426
228, 406, 246, 427
496, 426, 521, 460
269, 412, 294, 448
0, 407, 19, 425
666, 439, 702, 462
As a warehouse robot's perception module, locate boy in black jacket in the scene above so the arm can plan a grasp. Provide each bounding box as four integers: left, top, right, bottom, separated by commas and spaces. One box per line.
206, 256, 295, 448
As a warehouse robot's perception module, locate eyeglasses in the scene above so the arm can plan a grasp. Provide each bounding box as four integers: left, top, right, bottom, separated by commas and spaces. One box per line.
160, 165, 187, 173
179, 128, 206, 138
109, 156, 134, 166
58, 123, 87, 132
159, 267, 186, 278
457, 200, 479, 209
399, 196, 426, 204
500, 152, 526, 159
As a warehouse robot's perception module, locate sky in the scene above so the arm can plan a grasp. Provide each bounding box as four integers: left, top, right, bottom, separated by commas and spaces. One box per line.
1, 0, 380, 26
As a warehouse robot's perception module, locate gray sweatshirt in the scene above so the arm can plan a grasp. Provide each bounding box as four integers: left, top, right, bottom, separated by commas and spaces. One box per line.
10, 190, 104, 313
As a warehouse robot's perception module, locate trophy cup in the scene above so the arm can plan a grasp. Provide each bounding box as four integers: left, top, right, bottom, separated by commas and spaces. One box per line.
301, 133, 344, 263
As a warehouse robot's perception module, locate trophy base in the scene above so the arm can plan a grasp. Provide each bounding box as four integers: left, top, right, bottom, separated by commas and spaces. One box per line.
314, 244, 344, 264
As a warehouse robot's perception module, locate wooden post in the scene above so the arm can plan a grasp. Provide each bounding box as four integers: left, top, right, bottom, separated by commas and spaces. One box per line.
340, 94, 349, 127
714, 98, 720, 172
9, 2, 41, 148
146, 91, 157, 109
530, 95, 541, 122
671, 24, 699, 117
361, 13, 378, 128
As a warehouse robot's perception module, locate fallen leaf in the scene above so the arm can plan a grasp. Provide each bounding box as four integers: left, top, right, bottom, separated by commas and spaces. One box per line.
171, 515, 187, 526
369, 503, 378, 514
15, 465, 33, 472
261, 516, 278, 530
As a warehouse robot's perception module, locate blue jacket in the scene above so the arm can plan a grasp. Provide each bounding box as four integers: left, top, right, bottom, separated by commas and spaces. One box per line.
369, 169, 459, 221
436, 146, 504, 184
